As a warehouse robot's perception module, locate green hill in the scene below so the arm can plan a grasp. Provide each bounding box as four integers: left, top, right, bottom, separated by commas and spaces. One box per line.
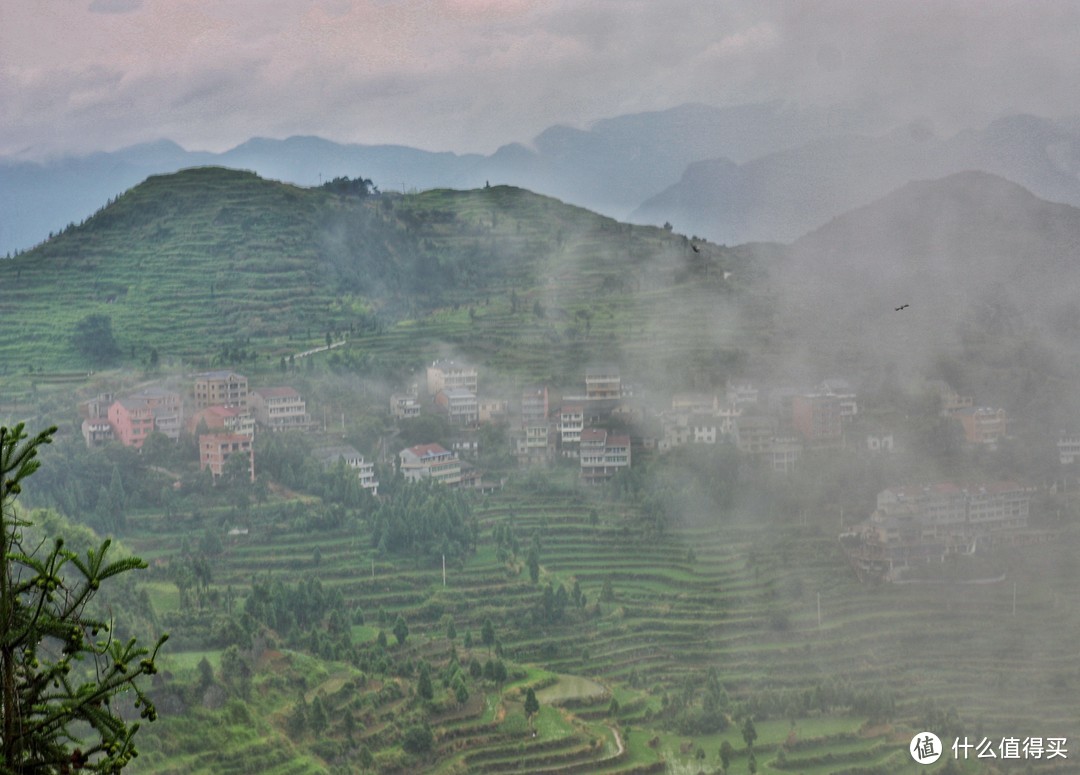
0, 167, 758, 384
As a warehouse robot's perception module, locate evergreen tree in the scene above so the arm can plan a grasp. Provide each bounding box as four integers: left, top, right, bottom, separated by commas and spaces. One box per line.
1, 424, 167, 772
741, 716, 758, 749
527, 544, 540, 584
481, 617, 496, 655
417, 661, 434, 700
393, 614, 409, 647
309, 696, 328, 734
287, 696, 308, 738
719, 740, 734, 773
524, 687, 540, 720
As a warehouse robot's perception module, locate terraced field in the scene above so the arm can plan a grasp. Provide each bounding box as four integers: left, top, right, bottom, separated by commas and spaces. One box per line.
119, 483, 1080, 773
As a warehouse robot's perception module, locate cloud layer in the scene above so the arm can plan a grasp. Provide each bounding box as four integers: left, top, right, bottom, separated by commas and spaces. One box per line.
4, 1, 1080, 158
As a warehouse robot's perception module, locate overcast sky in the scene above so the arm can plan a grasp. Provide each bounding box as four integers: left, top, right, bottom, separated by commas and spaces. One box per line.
4, 1, 1080, 160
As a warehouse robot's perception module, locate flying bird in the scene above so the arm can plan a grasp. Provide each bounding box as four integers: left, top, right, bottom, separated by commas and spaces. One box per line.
895, 304, 909, 311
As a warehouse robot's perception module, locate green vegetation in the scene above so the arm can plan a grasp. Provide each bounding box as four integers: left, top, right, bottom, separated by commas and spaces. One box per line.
2, 169, 1073, 773
1, 424, 166, 772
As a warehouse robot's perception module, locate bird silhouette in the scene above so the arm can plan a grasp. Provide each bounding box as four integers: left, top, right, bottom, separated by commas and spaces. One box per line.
895, 304, 909, 311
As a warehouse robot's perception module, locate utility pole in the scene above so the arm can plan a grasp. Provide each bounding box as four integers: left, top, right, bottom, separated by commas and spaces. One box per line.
442, 554, 447, 587
817, 593, 822, 629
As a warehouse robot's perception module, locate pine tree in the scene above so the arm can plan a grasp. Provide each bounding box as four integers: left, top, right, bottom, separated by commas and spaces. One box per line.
1, 424, 167, 772
524, 687, 540, 720
393, 614, 409, 647
417, 661, 434, 700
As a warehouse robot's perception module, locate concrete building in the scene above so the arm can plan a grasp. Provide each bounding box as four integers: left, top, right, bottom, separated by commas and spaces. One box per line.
955, 407, 1007, 447
187, 404, 255, 438
557, 404, 585, 455
390, 392, 421, 420
843, 481, 1033, 581
1058, 432, 1080, 465
108, 399, 155, 449
792, 394, 842, 445
199, 433, 254, 481
521, 385, 549, 424
426, 360, 478, 396
434, 387, 479, 426
733, 415, 777, 455
312, 445, 379, 495
817, 379, 858, 421
513, 421, 555, 465
478, 398, 509, 424
81, 418, 115, 448
579, 428, 631, 484
194, 371, 248, 410
249, 386, 312, 431
399, 443, 462, 486
585, 365, 621, 400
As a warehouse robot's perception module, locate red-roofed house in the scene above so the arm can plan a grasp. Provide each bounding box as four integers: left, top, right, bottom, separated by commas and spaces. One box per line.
399, 443, 462, 486
187, 405, 255, 438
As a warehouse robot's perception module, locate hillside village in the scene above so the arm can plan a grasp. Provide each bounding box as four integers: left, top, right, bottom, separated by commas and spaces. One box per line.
74, 347, 1041, 583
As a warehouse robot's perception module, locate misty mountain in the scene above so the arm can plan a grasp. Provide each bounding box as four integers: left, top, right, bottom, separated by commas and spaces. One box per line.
0, 100, 883, 257
772, 170, 1080, 428
631, 114, 1080, 245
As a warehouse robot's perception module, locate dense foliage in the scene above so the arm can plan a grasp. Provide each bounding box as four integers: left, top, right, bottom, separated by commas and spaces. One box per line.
0, 424, 166, 773
370, 479, 477, 561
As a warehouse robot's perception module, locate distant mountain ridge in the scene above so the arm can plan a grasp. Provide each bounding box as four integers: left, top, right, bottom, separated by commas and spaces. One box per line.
0, 100, 885, 256
631, 114, 1080, 245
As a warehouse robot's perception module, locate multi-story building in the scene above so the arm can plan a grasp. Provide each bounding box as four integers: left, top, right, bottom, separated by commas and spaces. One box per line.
187, 405, 256, 438
579, 428, 631, 484
557, 404, 585, 454
768, 437, 802, 474
426, 360, 478, 396
585, 366, 621, 400
199, 433, 254, 481
792, 394, 842, 445
249, 386, 312, 431
733, 415, 777, 455
955, 407, 1007, 447
843, 481, 1033, 581
513, 421, 555, 465
688, 414, 720, 445
521, 385, 549, 424
81, 418, 115, 448
450, 435, 481, 459
399, 443, 462, 486
194, 371, 248, 410
435, 387, 479, 426
108, 398, 156, 448
1058, 432, 1080, 465
312, 445, 379, 495
817, 379, 858, 421
725, 381, 759, 410
126, 387, 184, 438
390, 392, 421, 420
671, 393, 718, 415
478, 398, 508, 424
